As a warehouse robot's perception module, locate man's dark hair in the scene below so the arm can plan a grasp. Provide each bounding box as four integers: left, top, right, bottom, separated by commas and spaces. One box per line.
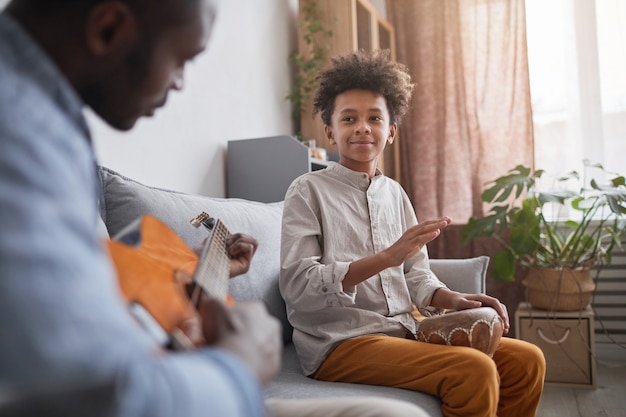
8, 0, 199, 26
313, 49, 415, 126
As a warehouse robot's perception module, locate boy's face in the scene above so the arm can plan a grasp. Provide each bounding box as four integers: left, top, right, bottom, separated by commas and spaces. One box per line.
325, 89, 397, 176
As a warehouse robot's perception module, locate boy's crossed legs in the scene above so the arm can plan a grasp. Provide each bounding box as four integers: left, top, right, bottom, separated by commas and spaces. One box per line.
314, 336, 545, 417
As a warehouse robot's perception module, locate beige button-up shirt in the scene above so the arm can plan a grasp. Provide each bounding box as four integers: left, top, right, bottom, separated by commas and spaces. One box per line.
279, 162, 447, 376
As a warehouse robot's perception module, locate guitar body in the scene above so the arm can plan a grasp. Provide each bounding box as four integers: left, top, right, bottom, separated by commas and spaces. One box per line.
107, 214, 233, 349
107, 215, 199, 335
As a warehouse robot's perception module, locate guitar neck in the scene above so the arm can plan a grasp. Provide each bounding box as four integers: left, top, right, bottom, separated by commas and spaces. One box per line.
191, 215, 231, 302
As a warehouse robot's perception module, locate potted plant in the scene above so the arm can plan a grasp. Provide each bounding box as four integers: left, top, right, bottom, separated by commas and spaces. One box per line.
461, 161, 626, 311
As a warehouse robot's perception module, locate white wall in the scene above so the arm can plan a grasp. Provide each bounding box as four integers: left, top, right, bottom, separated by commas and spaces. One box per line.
0, 0, 299, 197
92, 0, 299, 196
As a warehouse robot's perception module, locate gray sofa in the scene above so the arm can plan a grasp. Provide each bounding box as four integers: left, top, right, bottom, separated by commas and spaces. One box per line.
99, 167, 490, 417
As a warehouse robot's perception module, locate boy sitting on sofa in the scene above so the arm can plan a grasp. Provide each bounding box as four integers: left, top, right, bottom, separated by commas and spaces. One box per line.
279, 49, 546, 417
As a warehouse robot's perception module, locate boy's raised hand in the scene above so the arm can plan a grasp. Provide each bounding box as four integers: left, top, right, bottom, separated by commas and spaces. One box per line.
342, 216, 451, 289
385, 217, 452, 266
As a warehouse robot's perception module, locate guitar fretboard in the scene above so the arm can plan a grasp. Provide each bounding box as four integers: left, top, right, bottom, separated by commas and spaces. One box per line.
190, 213, 231, 301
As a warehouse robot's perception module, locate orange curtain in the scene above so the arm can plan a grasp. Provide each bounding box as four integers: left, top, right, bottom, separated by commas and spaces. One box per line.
387, 0, 534, 255
387, 0, 534, 335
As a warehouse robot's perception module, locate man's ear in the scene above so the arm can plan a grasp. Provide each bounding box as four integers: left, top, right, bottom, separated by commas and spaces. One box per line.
387, 123, 398, 145
324, 125, 335, 145
85, 2, 138, 57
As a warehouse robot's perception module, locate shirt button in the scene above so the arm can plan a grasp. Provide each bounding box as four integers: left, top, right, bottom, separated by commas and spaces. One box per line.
322, 286, 328, 293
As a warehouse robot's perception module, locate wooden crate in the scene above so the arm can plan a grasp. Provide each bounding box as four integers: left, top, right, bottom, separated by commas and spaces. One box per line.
515, 302, 596, 388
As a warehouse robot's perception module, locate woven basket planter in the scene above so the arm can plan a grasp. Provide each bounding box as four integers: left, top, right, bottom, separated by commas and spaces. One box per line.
522, 267, 595, 311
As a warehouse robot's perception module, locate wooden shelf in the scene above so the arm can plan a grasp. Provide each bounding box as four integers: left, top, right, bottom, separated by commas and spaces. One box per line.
297, 0, 399, 180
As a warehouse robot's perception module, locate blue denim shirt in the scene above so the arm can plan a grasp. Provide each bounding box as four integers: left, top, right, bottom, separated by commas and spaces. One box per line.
0, 13, 265, 417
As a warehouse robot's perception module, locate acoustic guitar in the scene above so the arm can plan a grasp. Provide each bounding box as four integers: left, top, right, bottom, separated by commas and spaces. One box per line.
107, 212, 231, 350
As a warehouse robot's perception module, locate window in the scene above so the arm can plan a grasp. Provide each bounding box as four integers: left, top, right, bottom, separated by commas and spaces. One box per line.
526, 0, 626, 180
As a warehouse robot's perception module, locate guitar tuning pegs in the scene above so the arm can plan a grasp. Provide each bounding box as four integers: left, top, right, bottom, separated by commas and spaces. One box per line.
190, 212, 215, 230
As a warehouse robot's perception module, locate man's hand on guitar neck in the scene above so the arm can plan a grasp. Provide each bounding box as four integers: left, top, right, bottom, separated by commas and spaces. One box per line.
226, 233, 258, 278
193, 232, 258, 278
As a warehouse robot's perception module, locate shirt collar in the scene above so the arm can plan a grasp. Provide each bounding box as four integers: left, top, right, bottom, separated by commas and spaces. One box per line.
0, 13, 92, 142
326, 162, 385, 190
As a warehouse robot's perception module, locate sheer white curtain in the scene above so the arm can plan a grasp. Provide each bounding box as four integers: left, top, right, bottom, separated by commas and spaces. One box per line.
526, 0, 626, 178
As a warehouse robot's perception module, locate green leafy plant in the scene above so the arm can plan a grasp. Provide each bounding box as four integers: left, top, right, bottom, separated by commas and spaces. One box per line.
461, 161, 626, 281
286, 0, 334, 140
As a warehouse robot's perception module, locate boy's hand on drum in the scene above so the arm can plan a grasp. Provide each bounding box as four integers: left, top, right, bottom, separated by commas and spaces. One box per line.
431, 289, 510, 334
457, 293, 510, 334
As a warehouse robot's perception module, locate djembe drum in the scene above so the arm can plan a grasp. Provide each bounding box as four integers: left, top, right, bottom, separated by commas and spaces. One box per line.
415, 307, 504, 357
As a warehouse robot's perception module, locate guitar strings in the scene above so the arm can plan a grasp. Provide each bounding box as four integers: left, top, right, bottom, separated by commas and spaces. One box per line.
193, 220, 230, 302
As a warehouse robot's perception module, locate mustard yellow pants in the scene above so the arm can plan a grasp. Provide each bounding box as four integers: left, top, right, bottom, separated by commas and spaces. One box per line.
313, 336, 546, 417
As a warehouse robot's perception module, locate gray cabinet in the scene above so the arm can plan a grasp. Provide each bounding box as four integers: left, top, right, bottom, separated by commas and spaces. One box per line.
227, 135, 329, 203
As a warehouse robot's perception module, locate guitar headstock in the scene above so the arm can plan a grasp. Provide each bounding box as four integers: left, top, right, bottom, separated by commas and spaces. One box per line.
190, 212, 216, 230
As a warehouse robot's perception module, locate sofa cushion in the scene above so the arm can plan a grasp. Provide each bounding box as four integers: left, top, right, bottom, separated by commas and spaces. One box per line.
429, 256, 488, 295
99, 167, 292, 342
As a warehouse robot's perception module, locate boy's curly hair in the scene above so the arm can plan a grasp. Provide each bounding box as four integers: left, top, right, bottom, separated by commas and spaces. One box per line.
313, 49, 414, 126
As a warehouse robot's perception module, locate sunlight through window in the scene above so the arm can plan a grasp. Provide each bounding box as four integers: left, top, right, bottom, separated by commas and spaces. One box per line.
526, 0, 626, 178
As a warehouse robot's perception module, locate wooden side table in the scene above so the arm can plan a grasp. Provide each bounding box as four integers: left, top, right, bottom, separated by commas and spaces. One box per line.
515, 302, 596, 388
